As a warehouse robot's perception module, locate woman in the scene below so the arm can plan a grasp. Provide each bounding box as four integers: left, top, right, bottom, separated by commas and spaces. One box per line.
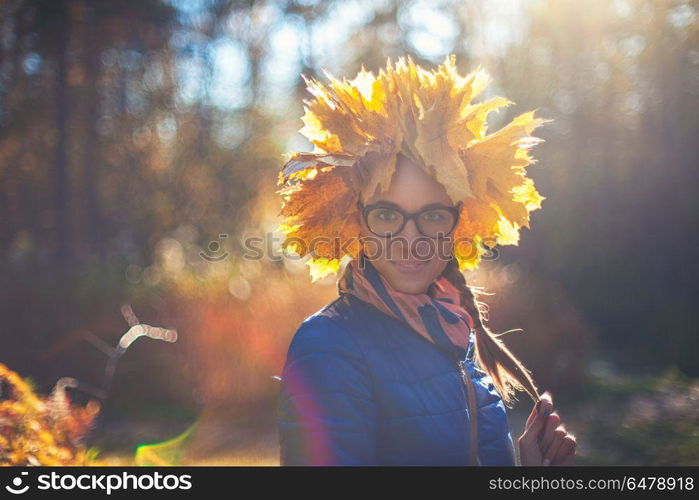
276, 55, 576, 466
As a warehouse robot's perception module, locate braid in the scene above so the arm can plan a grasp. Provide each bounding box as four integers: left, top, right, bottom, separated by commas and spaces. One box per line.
442, 257, 540, 408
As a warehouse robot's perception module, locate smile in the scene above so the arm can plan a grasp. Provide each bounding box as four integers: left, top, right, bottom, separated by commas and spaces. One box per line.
390, 260, 429, 274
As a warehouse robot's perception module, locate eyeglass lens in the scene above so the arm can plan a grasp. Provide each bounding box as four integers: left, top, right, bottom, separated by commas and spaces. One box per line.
366, 207, 456, 237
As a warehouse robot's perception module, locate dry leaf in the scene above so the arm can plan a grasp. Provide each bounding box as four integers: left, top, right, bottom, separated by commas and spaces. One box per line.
278, 54, 552, 277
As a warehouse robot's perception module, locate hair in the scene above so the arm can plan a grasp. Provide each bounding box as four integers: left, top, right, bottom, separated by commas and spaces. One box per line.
441, 256, 540, 409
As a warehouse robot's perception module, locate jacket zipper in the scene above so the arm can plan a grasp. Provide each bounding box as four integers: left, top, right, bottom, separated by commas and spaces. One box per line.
458, 358, 481, 466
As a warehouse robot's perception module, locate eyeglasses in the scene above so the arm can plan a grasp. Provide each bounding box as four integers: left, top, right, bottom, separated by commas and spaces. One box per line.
358, 200, 462, 239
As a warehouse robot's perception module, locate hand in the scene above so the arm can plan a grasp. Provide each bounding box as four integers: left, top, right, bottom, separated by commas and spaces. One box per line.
518, 391, 577, 466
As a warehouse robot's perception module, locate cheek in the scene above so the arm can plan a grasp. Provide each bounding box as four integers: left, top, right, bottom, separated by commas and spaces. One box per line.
421, 240, 453, 283
429, 256, 449, 280
359, 228, 387, 261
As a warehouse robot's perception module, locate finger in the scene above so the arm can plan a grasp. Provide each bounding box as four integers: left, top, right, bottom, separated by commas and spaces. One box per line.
523, 392, 553, 437
525, 402, 538, 429
545, 423, 566, 453
553, 438, 577, 467
543, 427, 566, 465
540, 391, 554, 416
539, 412, 562, 450
551, 436, 576, 466
525, 398, 542, 430
535, 393, 554, 433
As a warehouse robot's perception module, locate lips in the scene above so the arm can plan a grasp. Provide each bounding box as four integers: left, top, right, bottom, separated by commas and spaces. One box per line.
390, 259, 429, 274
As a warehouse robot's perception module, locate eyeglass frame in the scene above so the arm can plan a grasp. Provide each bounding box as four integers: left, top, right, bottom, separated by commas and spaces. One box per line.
357, 199, 463, 239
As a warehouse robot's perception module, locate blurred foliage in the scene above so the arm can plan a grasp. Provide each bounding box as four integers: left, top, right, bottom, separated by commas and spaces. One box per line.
571, 366, 699, 465
0, 0, 697, 465
0, 363, 100, 465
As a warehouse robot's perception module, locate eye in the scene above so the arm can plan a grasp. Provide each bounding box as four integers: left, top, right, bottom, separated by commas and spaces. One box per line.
422, 210, 446, 222
375, 208, 399, 221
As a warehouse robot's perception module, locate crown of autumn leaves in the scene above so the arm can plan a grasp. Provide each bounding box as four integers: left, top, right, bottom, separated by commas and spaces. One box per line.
276, 54, 552, 282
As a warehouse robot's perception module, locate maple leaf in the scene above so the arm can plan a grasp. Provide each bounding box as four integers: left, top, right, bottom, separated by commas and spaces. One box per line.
278, 54, 552, 278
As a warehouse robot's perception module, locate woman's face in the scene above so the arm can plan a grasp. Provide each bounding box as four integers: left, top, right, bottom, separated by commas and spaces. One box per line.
358, 153, 458, 294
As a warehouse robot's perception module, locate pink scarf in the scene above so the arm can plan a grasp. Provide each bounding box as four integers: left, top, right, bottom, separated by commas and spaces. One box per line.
337, 252, 475, 358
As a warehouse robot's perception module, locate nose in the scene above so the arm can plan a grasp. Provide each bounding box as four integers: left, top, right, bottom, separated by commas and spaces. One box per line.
400, 217, 421, 240
389, 218, 426, 260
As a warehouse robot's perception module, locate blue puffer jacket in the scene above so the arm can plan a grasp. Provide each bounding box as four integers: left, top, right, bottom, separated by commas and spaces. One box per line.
277, 293, 518, 466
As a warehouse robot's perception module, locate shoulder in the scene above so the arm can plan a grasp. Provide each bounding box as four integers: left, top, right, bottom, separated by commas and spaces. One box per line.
284, 295, 367, 367
281, 296, 374, 398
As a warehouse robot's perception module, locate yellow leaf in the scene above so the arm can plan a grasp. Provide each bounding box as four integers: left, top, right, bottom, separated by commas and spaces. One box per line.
278, 54, 552, 279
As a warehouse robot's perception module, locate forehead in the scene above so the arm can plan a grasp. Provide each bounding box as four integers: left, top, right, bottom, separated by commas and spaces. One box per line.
365, 153, 453, 210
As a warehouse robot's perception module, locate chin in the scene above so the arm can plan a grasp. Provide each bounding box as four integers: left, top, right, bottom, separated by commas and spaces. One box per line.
391, 279, 432, 294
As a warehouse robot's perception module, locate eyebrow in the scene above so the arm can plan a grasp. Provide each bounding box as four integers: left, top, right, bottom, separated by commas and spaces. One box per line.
368, 200, 455, 211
